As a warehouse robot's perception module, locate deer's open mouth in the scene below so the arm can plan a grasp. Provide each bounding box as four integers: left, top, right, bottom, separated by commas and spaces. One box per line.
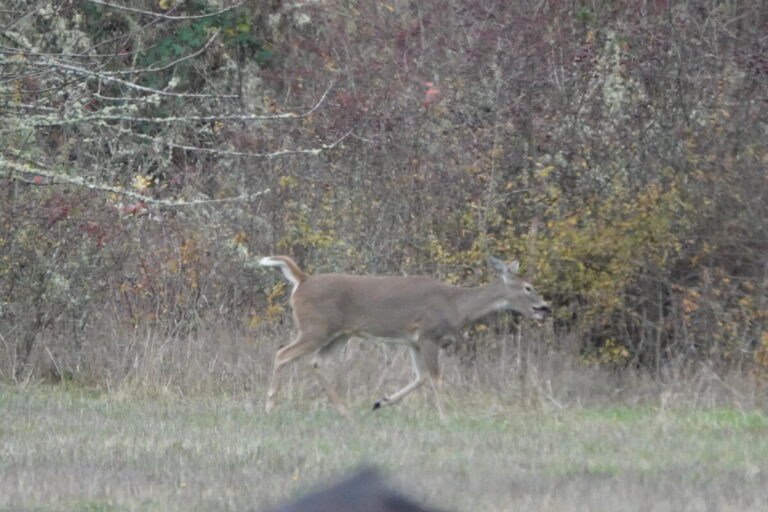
532, 305, 551, 321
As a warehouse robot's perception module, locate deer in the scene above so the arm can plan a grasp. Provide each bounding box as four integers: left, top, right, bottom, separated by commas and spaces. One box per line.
259, 255, 550, 419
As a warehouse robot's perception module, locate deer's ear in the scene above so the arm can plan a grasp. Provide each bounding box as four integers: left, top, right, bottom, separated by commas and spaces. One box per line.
488, 256, 507, 274
489, 257, 519, 283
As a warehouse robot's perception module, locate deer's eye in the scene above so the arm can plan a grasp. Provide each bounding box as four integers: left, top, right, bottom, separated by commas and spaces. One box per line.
524, 285, 533, 293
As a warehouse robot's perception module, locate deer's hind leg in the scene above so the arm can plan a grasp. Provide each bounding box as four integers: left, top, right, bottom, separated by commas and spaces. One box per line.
311, 334, 352, 420
421, 339, 446, 420
266, 328, 328, 413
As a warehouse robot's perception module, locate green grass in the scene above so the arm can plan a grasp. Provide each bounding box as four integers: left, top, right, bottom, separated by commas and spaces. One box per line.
1, 384, 767, 511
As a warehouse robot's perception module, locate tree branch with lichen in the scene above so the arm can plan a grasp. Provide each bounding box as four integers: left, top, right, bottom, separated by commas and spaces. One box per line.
1, 156, 270, 208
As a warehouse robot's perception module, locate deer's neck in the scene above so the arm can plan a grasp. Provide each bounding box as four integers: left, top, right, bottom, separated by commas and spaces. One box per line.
453, 281, 508, 325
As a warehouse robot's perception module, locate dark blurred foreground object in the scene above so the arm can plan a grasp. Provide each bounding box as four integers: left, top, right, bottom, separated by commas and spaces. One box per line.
264, 467, 445, 512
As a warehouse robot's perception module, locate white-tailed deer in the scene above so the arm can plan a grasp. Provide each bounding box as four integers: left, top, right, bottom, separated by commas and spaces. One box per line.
259, 256, 550, 418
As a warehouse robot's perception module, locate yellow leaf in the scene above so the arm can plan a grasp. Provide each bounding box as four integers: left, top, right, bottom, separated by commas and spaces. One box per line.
247, 313, 262, 328
536, 165, 555, 178
278, 175, 298, 189
132, 174, 152, 190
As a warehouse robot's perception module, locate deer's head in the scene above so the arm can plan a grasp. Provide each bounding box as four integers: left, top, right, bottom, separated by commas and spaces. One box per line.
489, 257, 551, 321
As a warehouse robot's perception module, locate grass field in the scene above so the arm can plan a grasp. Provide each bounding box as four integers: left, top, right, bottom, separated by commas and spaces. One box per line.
1, 381, 767, 512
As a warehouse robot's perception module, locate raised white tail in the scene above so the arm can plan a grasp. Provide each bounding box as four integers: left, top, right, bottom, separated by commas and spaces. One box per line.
259, 255, 307, 294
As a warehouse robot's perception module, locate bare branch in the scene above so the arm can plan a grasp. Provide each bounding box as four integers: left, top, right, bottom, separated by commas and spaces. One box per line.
15, 54, 238, 99
97, 29, 221, 76
25, 111, 289, 126
166, 129, 355, 159
86, 0, 251, 21
81, 122, 352, 160
24, 81, 335, 127
1, 156, 270, 208
3, 103, 57, 113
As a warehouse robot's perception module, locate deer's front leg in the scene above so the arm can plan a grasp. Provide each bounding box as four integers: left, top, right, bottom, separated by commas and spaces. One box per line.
372, 344, 430, 411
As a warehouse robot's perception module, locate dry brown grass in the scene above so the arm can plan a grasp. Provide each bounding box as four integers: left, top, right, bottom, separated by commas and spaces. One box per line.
1, 325, 767, 511
12, 320, 766, 411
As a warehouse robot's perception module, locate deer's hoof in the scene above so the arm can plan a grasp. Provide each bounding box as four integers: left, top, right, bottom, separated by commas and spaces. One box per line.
372, 398, 389, 411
